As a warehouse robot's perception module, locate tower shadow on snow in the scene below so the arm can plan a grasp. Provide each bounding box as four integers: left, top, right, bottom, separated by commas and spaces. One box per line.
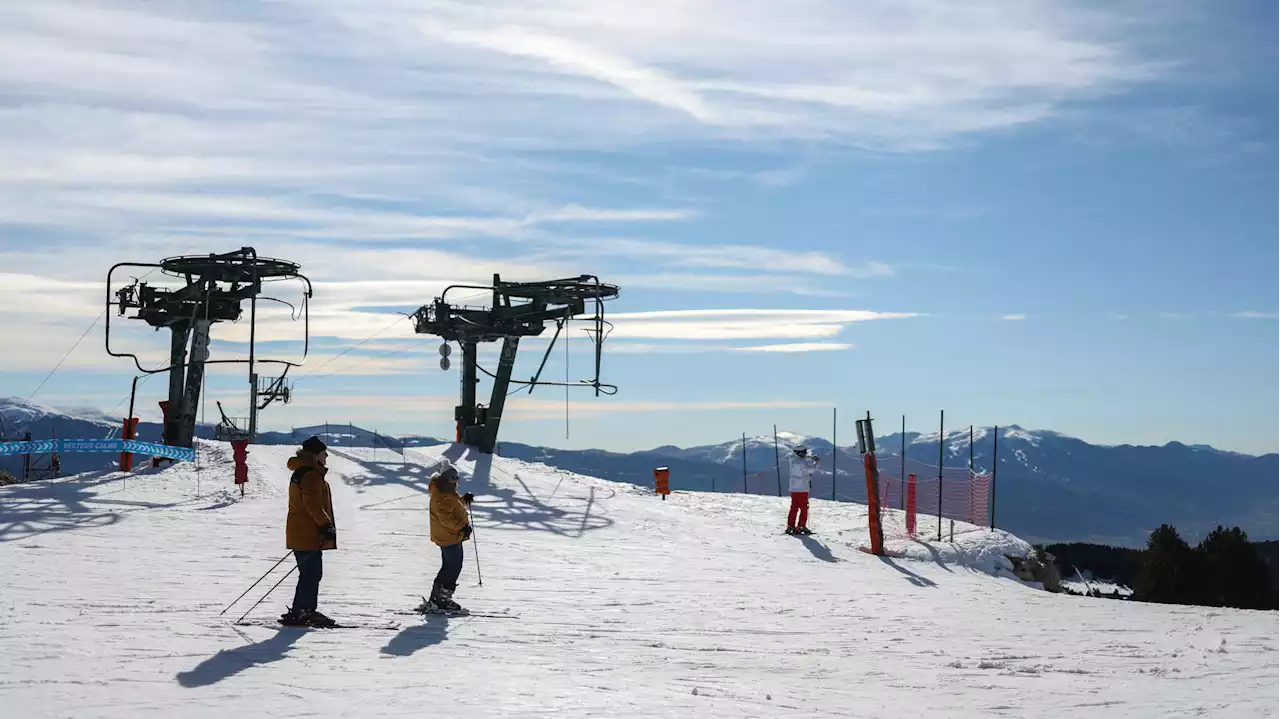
380, 615, 453, 657
336, 446, 613, 538
0, 471, 204, 543
176, 629, 303, 688
909, 538, 955, 573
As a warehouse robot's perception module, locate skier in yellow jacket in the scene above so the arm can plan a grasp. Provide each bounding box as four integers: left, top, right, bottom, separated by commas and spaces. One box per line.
280, 436, 338, 627
422, 461, 474, 614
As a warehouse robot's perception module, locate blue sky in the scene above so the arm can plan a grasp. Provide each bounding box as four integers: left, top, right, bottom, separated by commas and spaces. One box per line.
0, 1, 1275, 454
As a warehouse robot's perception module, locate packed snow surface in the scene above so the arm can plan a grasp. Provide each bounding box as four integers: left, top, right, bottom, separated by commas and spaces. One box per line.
0, 442, 1275, 718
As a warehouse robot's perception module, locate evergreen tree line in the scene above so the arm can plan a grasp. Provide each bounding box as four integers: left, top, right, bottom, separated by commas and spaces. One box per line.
1136, 525, 1277, 609
1046, 527, 1277, 610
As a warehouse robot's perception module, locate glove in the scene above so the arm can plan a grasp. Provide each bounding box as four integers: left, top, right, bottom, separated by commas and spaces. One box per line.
462, 492, 475, 505
462, 525, 473, 541
320, 524, 337, 542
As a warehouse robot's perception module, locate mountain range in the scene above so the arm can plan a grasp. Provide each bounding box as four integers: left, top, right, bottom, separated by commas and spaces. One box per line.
1, 397, 1274, 546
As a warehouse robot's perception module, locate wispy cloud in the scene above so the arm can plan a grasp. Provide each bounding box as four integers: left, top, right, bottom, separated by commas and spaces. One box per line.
287, 393, 829, 420
548, 238, 871, 277
731, 343, 853, 354
411, 1, 1153, 144
611, 273, 848, 298
533, 204, 697, 223
607, 309, 916, 341
0, 0, 1162, 379
1001, 314, 1028, 321
1231, 311, 1278, 319
419, 22, 719, 123
598, 341, 854, 355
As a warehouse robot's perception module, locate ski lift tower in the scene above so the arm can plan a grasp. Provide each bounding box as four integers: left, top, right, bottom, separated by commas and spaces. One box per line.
410, 274, 620, 453
106, 247, 313, 448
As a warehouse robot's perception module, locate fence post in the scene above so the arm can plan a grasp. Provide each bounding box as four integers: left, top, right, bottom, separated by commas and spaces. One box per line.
831, 407, 837, 501
937, 410, 944, 541
906, 473, 917, 536
773, 424, 782, 497
900, 414, 906, 510
969, 425, 975, 525
990, 426, 999, 531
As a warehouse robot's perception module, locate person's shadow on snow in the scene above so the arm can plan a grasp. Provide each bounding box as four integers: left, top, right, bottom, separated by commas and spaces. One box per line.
176, 629, 303, 688
797, 534, 839, 563
380, 616, 453, 657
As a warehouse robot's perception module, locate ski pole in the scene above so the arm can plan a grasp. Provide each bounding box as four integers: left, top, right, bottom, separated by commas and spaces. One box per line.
219, 551, 293, 616
235, 547, 322, 624
467, 503, 483, 587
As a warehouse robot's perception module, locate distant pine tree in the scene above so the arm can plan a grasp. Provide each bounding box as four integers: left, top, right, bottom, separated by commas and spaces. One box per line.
1198, 526, 1278, 610
1045, 542, 1145, 587
1136, 524, 1197, 604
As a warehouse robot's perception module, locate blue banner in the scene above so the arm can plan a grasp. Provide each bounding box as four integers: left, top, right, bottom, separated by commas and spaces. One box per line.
0, 440, 56, 456
124, 440, 197, 462
0, 439, 196, 463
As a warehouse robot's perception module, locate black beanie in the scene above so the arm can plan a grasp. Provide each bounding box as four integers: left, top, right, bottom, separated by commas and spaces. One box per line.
302, 436, 327, 455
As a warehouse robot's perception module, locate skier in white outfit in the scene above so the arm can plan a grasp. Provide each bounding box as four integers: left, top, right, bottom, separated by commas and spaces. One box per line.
786, 446, 819, 535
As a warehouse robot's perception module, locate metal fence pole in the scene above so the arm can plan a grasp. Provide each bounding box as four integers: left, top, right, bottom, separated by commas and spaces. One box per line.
936, 409, 944, 541
773, 424, 782, 497
831, 407, 837, 501
991, 426, 999, 531
900, 415, 906, 509
969, 425, 975, 525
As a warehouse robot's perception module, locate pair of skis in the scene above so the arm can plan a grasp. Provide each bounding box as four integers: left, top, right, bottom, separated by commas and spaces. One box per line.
234, 605, 516, 631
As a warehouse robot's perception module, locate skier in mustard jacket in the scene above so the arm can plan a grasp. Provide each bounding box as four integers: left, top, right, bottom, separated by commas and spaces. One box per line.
423, 461, 474, 614
280, 436, 338, 627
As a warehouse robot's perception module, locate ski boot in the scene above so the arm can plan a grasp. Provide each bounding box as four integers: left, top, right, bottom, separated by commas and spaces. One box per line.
278, 607, 310, 627
785, 526, 798, 536
433, 589, 469, 615
797, 526, 814, 536
306, 609, 338, 628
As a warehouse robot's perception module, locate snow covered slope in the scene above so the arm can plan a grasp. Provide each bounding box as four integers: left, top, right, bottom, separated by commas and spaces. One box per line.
1, 442, 1275, 718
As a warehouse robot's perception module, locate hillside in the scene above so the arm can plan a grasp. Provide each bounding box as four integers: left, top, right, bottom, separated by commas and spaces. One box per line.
4, 397, 1276, 547
1, 442, 1276, 718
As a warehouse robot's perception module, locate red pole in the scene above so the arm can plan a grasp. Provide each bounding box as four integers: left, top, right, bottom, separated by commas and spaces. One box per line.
862, 453, 884, 555
906, 473, 918, 537
119, 417, 139, 471
154, 400, 170, 467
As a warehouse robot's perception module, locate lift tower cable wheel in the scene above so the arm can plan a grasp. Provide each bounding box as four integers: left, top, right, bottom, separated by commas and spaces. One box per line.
410, 274, 620, 453
106, 247, 313, 448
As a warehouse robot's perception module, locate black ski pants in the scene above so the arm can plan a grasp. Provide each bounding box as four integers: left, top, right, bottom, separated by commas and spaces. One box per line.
292, 550, 323, 612
432, 543, 464, 599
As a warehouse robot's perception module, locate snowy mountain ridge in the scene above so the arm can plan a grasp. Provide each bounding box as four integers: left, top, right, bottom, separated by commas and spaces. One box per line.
0, 396, 118, 433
